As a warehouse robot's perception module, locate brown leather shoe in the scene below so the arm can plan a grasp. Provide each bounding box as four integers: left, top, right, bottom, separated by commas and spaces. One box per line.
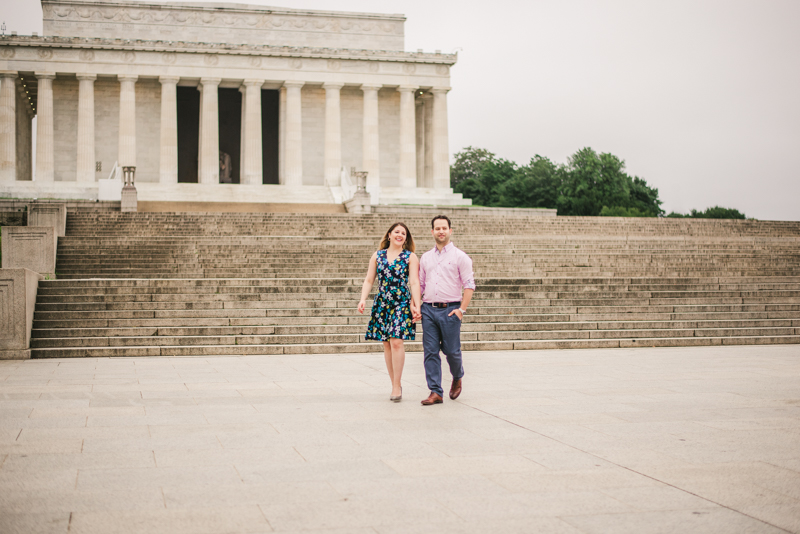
421, 392, 443, 406
449, 378, 462, 400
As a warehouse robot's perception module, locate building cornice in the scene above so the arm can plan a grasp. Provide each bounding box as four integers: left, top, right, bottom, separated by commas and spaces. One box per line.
0, 35, 457, 66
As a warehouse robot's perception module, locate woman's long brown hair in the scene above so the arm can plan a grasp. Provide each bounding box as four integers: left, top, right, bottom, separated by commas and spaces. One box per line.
379, 222, 415, 252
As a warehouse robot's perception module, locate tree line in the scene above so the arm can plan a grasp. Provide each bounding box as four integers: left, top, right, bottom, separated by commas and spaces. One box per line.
450, 147, 745, 219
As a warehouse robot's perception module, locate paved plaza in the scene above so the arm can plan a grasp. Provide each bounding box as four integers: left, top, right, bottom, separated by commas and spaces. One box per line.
1, 345, 799, 534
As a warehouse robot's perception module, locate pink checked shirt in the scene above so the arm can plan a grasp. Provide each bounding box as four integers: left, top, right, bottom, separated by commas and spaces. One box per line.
419, 243, 476, 303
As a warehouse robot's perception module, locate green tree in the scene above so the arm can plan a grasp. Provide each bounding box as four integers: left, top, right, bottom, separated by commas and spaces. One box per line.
666, 206, 746, 219
496, 155, 562, 208
455, 157, 518, 207
599, 206, 650, 217
557, 148, 631, 216
450, 146, 496, 188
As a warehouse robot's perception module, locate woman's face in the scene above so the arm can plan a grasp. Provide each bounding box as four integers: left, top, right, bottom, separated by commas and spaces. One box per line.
390, 225, 407, 247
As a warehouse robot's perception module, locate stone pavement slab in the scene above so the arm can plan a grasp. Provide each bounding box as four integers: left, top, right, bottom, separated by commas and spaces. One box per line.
1, 345, 800, 533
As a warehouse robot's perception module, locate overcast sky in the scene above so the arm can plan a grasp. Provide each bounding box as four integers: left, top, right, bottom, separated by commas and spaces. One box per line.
4, 0, 799, 220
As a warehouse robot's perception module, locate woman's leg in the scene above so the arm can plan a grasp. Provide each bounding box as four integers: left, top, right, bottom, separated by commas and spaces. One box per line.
389, 338, 405, 396
382, 341, 394, 386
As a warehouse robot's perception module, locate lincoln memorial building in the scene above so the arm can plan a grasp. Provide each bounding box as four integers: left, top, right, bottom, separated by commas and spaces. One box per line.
0, 0, 469, 207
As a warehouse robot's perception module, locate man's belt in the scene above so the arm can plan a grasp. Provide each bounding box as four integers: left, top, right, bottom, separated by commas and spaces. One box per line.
428, 302, 461, 308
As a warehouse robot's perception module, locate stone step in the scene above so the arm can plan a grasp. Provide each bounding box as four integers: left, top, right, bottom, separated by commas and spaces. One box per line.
31, 311, 800, 330
29, 335, 800, 359
31, 319, 799, 339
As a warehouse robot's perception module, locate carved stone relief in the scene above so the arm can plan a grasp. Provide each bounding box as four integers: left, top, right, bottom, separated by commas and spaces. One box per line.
0, 48, 14, 59
436, 65, 449, 75
122, 51, 136, 63
38, 49, 53, 59
403, 64, 416, 74
162, 52, 176, 64
204, 54, 219, 66
327, 59, 341, 71
78, 49, 94, 61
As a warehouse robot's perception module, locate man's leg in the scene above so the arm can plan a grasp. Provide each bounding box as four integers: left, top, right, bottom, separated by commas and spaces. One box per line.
421, 304, 444, 398
440, 310, 464, 382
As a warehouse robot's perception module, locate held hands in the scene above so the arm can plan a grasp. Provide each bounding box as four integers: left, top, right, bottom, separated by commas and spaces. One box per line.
357, 300, 366, 314
411, 303, 421, 323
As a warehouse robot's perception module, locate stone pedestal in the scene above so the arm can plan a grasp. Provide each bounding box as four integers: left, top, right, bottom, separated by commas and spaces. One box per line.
344, 190, 372, 214
0, 268, 42, 360
1, 226, 56, 278
121, 185, 138, 212
28, 203, 67, 237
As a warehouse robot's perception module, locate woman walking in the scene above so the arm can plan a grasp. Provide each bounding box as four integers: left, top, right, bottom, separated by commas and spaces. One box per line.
358, 222, 421, 402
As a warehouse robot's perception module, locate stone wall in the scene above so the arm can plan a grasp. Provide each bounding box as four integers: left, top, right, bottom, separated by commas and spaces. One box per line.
53, 77, 78, 182
94, 77, 119, 181
42, 1, 406, 51
377, 88, 400, 187
301, 86, 324, 185
135, 79, 160, 184
341, 87, 364, 179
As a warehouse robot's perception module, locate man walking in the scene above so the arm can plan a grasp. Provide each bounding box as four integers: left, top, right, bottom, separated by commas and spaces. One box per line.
418, 215, 475, 405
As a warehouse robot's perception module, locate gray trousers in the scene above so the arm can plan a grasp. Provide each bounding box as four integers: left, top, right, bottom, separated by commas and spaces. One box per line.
421, 302, 464, 397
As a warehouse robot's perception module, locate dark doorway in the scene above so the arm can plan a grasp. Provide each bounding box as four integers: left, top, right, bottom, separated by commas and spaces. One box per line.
218, 88, 242, 184
261, 89, 280, 184
177, 86, 199, 183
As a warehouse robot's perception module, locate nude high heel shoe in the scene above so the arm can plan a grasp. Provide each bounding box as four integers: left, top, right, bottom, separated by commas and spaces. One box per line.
390, 387, 402, 402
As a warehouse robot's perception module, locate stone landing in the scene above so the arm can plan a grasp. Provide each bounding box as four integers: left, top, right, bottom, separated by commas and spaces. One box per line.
0, 345, 798, 533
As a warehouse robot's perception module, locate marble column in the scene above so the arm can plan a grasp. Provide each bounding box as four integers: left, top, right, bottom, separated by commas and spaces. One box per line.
158, 76, 179, 184
323, 83, 343, 187
0, 71, 17, 182
397, 85, 417, 189
422, 92, 434, 188
198, 77, 220, 184
34, 72, 55, 183
117, 75, 137, 167
431, 87, 451, 189
241, 80, 264, 185
283, 81, 304, 187
361, 84, 381, 190
278, 86, 286, 184
415, 96, 425, 188
76, 74, 96, 183
239, 86, 246, 183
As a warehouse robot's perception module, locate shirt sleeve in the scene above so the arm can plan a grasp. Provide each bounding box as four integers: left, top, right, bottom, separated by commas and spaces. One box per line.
418, 254, 427, 295
458, 251, 476, 291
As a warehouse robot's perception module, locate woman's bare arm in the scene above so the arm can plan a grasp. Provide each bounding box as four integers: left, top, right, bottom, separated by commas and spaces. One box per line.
357, 252, 379, 314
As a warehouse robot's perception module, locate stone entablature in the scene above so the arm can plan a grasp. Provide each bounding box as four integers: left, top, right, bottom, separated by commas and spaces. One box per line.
0, 35, 454, 86
43, 0, 406, 51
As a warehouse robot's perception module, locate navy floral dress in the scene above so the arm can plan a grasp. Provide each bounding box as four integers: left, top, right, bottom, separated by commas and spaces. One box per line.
366, 249, 416, 341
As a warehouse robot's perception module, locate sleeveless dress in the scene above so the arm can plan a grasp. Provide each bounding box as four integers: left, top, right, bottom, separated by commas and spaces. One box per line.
365, 249, 416, 341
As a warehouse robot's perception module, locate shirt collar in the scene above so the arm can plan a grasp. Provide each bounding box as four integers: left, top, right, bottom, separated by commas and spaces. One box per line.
434, 242, 454, 255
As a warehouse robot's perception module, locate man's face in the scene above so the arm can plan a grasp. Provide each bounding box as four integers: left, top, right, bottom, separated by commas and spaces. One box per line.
431, 219, 452, 245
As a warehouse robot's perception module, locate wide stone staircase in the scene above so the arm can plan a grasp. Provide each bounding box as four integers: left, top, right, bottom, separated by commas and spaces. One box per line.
29, 211, 800, 358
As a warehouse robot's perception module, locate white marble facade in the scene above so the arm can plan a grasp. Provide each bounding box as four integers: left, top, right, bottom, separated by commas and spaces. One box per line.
0, 0, 469, 206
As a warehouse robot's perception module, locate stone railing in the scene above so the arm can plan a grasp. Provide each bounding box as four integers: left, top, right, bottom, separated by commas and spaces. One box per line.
0, 201, 64, 359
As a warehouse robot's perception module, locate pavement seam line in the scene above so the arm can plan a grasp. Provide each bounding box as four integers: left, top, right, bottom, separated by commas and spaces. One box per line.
457, 399, 794, 534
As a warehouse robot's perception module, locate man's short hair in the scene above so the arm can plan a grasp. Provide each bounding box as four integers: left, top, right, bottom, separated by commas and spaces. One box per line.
431, 215, 452, 229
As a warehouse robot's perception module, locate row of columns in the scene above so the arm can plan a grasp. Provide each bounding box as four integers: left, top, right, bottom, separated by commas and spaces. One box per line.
0, 71, 451, 190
